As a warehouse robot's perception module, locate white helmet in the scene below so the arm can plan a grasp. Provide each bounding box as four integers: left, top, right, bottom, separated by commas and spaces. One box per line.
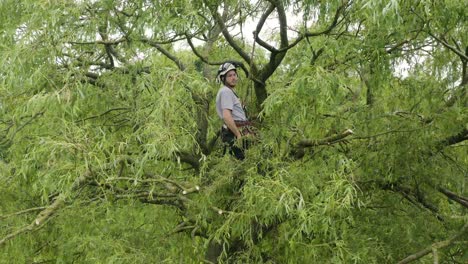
216, 61, 237, 83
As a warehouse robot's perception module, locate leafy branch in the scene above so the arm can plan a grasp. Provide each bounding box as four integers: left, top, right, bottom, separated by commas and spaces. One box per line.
398, 223, 468, 264
0, 170, 93, 247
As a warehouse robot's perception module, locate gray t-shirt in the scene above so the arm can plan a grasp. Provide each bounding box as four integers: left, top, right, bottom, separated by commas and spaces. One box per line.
216, 86, 248, 121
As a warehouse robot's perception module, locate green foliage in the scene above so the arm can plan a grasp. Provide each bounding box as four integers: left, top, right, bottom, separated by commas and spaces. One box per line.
1, 0, 467, 263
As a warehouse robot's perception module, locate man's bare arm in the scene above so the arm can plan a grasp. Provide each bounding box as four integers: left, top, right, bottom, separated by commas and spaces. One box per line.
223, 109, 241, 139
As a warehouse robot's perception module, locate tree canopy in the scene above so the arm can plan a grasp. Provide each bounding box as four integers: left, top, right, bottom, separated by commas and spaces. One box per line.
1, 0, 467, 263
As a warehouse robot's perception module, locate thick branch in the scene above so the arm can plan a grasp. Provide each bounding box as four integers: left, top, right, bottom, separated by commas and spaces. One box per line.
297, 129, 354, 148
292, 129, 354, 159
254, 4, 277, 52
270, 0, 288, 49
438, 187, 468, 209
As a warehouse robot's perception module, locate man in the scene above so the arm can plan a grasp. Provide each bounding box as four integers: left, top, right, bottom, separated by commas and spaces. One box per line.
215, 61, 252, 160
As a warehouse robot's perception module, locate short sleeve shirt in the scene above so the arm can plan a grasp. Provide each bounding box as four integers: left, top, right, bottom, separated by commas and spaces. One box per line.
216, 86, 248, 121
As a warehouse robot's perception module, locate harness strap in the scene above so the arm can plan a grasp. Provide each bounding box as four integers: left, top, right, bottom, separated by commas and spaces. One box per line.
234, 120, 253, 127
222, 120, 253, 129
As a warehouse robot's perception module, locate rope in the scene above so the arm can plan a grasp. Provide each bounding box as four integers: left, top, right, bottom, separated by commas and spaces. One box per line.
246, 30, 257, 113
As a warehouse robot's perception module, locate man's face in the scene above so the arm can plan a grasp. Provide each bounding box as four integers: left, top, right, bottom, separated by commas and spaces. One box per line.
224, 70, 238, 88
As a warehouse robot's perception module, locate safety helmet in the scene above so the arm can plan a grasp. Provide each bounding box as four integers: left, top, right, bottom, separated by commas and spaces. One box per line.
216, 61, 237, 83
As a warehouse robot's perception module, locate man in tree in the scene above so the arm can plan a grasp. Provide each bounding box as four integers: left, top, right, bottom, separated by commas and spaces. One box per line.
216, 61, 253, 160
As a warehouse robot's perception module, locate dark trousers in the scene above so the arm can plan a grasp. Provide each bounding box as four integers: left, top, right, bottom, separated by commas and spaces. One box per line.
221, 127, 246, 160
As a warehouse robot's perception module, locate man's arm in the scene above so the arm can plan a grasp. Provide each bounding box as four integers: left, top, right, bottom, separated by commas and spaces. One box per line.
223, 109, 241, 139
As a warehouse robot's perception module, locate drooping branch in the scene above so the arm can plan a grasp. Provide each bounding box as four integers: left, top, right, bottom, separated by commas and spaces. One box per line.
374, 179, 445, 219
398, 223, 468, 264
392, 185, 443, 220
141, 39, 186, 71
185, 34, 223, 66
